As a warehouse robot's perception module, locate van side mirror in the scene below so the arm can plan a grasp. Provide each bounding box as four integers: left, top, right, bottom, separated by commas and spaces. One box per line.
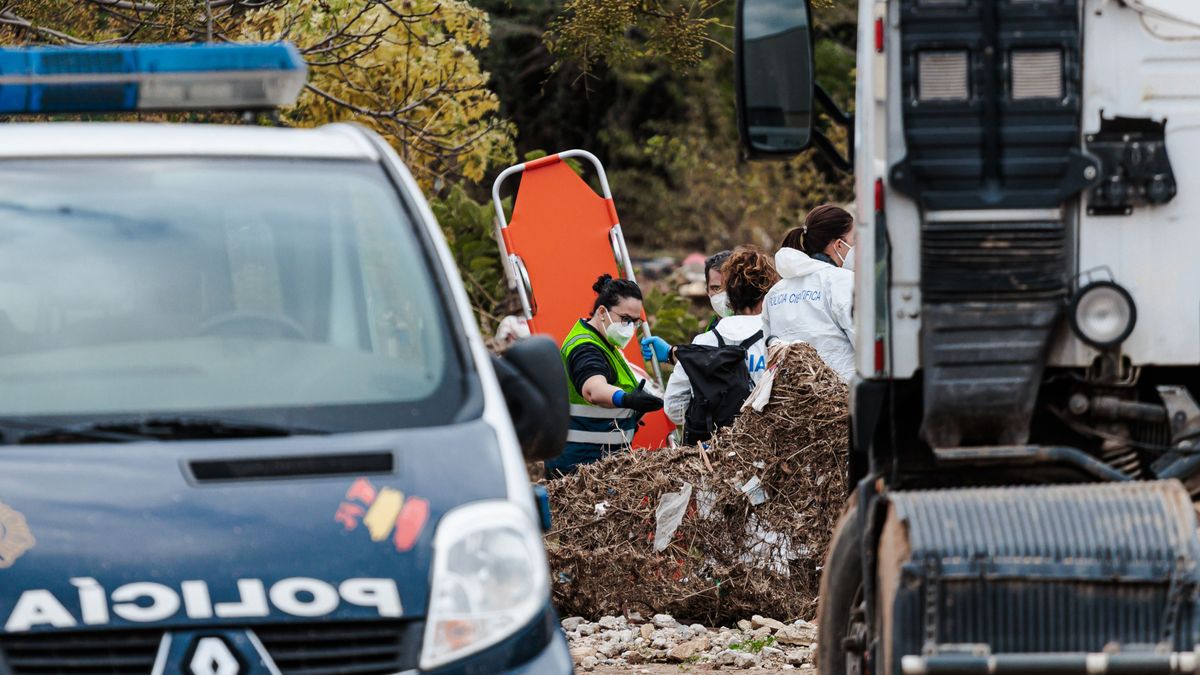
492, 336, 568, 462
735, 0, 816, 158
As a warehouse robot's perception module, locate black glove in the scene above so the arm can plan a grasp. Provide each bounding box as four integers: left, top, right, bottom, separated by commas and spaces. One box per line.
620, 380, 663, 414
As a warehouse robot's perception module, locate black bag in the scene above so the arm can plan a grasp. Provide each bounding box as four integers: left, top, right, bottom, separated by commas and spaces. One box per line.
675, 329, 763, 444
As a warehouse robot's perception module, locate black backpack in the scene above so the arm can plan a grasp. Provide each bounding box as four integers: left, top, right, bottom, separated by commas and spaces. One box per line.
675, 329, 763, 444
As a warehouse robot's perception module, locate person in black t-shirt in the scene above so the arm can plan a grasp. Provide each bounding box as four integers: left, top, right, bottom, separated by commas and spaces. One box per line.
546, 274, 663, 477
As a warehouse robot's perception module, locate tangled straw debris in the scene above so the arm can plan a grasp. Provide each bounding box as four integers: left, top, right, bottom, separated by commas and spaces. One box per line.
546, 342, 849, 625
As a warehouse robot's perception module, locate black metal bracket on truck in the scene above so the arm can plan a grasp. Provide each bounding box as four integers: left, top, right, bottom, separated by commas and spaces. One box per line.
1086, 115, 1177, 216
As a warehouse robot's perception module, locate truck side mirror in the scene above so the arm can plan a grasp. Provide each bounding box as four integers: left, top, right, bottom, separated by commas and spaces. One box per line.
735, 0, 816, 158
492, 336, 568, 462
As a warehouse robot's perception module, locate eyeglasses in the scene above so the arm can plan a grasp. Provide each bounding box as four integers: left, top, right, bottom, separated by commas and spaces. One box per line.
612, 313, 643, 328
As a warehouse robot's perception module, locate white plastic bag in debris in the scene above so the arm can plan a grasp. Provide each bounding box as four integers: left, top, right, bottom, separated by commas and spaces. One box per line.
695, 489, 718, 520
653, 482, 693, 552
743, 366, 775, 412
744, 341, 796, 412
739, 475, 768, 505
739, 514, 796, 576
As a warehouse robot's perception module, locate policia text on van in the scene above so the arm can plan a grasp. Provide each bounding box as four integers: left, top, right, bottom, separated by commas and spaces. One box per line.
0, 42, 572, 675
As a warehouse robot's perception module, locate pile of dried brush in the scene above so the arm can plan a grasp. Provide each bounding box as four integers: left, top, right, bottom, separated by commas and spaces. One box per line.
545, 342, 849, 625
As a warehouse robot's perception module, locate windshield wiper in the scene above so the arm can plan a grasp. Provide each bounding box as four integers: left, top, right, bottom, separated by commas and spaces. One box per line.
0, 418, 146, 445
5, 415, 329, 445
0, 200, 166, 230
99, 415, 331, 440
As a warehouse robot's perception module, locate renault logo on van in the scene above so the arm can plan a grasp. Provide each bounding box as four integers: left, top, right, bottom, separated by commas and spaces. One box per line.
152, 630, 275, 675
190, 637, 240, 675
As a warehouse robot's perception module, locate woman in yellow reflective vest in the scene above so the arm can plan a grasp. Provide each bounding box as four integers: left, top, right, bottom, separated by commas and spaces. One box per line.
546, 274, 664, 477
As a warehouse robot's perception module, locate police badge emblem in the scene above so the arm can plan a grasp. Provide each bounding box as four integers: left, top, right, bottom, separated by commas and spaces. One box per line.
0, 501, 35, 568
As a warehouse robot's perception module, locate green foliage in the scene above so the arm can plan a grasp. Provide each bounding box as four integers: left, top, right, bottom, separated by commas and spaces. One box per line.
546, 0, 850, 76
598, 22, 854, 253
815, 37, 857, 107
429, 185, 510, 331
642, 286, 700, 348
728, 635, 777, 653
545, 0, 723, 76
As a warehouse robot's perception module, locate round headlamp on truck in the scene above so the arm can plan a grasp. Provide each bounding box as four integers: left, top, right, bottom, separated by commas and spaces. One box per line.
1068, 280, 1137, 350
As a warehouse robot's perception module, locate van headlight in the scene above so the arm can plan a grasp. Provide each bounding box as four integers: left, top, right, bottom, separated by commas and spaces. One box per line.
420, 500, 549, 670
1069, 280, 1137, 350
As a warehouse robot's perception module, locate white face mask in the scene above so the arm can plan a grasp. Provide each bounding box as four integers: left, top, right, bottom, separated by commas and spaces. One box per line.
602, 308, 636, 348
710, 291, 734, 318
840, 246, 856, 271
834, 239, 856, 271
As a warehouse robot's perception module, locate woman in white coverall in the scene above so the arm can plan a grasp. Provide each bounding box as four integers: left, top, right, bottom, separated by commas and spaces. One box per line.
663, 247, 778, 425
762, 204, 857, 380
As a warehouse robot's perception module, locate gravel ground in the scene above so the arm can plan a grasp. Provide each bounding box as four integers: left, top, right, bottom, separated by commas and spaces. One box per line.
590, 658, 806, 667
564, 613, 819, 673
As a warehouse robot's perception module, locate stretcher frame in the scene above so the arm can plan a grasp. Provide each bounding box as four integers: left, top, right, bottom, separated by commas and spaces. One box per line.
490, 149, 665, 387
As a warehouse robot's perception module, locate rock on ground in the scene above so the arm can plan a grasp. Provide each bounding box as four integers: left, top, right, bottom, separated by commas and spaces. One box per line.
590, 662, 816, 667
565, 613, 818, 672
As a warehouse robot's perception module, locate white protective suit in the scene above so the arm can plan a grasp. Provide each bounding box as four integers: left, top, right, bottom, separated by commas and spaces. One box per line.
664, 314, 769, 424
762, 247, 856, 380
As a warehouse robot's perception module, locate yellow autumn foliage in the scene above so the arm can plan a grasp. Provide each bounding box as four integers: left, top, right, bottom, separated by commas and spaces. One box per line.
239, 0, 514, 185
0, 0, 514, 188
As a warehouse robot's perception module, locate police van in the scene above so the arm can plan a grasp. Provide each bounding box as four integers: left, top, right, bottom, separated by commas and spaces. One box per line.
0, 42, 572, 674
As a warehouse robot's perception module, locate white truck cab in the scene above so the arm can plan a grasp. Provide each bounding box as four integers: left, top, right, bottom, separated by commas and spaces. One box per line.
736, 2, 1200, 674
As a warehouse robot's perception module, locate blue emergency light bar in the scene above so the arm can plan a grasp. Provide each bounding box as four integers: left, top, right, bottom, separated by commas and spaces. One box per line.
0, 42, 307, 115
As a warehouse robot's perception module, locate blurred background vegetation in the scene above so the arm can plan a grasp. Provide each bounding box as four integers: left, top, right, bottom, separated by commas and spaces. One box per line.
0, 0, 856, 339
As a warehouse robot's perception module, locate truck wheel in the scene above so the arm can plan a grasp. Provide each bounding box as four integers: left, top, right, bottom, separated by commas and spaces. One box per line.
817, 499, 868, 675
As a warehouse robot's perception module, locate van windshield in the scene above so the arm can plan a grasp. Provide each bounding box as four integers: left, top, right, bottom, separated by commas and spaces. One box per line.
0, 158, 468, 435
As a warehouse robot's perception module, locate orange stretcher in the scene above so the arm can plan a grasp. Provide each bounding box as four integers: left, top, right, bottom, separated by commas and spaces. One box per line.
491, 150, 674, 450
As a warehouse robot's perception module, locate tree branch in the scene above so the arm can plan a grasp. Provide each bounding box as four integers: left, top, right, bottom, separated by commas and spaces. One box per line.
0, 10, 105, 44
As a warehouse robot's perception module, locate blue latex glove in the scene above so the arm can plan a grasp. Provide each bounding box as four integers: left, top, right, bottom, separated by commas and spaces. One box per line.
641, 335, 672, 362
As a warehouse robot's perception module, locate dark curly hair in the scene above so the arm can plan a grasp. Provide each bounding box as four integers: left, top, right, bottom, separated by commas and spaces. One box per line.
590, 274, 642, 313
721, 247, 779, 313
781, 204, 854, 257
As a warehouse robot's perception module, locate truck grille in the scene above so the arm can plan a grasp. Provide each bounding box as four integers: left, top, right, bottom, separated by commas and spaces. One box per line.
0, 628, 162, 674
922, 220, 1067, 302
254, 621, 419, 675
0, 622, 419, 675
887, 482, 1200, 657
